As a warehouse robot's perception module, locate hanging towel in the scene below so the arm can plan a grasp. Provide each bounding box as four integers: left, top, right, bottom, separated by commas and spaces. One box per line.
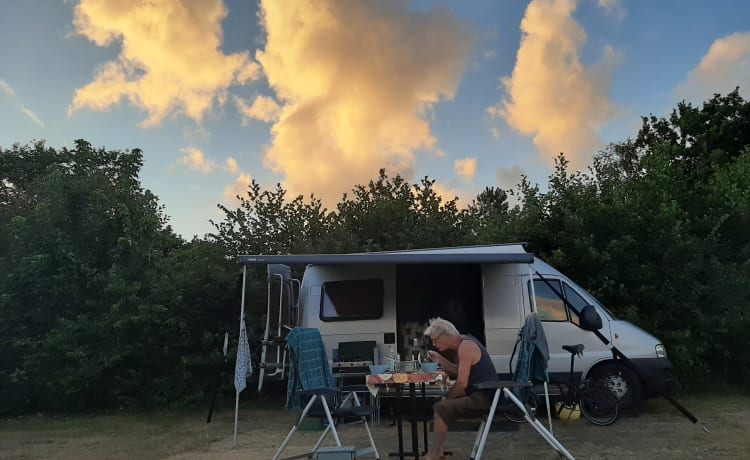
511, 312, 550, 397
235, 320, 252, 394
285, 328, 335, 408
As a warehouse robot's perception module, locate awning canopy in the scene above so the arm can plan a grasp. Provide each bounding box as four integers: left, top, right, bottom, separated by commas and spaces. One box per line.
238, 248, 534, 266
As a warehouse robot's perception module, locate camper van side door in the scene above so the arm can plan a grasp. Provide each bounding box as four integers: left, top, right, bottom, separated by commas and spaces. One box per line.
528, 278, 613, 378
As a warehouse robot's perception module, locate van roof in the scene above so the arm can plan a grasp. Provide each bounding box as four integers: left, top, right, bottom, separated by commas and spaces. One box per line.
238, 243, 534, 265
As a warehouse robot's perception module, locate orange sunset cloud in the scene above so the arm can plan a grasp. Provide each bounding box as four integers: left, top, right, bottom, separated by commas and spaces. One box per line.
488, 0, 619, 167
68, 0, 259, 127
254, 0, 475, 204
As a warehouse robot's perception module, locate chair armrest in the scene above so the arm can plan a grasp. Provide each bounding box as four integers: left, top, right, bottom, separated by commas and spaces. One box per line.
474, 380, 532, 391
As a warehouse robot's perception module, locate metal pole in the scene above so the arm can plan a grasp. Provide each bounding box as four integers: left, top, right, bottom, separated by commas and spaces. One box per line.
528, 264, 553, 433
528, 264, 538, 314
258, 266, 272, 391
233, 265, 248, 447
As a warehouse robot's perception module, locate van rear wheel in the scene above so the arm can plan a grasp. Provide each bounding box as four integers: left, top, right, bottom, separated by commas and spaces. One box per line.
589, 364, 641, 409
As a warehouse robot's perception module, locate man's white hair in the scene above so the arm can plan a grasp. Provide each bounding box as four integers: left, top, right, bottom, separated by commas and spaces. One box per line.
423, 317, 460, 337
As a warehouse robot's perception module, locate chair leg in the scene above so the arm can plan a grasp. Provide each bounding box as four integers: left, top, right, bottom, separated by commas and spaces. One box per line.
543, 381, 553, 434
310, 424, 333, 453
351, 392, 380, 459
502, 388, 575, 460
320, 396, 343, 446
471, 388, 502, 460
272, 394, 318, 460
470, 418, 487, 459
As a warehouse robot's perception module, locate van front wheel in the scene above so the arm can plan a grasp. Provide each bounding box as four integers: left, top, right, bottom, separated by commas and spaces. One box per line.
589, 364, 641, 409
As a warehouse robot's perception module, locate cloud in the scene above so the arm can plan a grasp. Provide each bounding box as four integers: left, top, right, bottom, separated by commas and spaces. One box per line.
223, 172, 252, 204
496, 165, 526, 189
20, 106, 46, 128
1, 78, 46, 128
236, 61, 263, 85
0, 79, 15, 97
454, 157, 478, 183
179, 146, 215, 173
483, 49, 498, 61
255, 0, 475, 204
225, 157, 240, 174
430, 182, 463, 205
487, 0, 618, 167
489, 127, 501, 140
236, 94, 282, 124
597, 0, 627, 21
676, 32, 750, 102
68, 0, 260, 127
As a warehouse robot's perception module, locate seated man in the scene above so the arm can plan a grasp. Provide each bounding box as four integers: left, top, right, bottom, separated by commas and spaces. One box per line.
422, 317, 498, 460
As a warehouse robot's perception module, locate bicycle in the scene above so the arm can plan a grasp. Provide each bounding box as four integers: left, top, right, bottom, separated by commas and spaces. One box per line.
553, 344, 619, 426
504, 343, 619, 425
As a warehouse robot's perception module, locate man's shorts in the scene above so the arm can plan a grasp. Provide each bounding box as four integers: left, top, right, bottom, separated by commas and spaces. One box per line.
434, 390, 492, 425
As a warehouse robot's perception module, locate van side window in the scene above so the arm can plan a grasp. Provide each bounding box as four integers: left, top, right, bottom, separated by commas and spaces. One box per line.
562, 283, 588, 326
530, 280, 568, 321
320, 279, 384, 322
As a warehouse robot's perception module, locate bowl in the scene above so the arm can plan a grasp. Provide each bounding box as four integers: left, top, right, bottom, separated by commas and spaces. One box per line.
369, 364, 388, 376
420, 362, 438, 373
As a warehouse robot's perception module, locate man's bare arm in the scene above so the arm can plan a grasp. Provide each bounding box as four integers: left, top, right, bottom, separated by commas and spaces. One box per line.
427, 350, 458, 378
445, 341, 480, 399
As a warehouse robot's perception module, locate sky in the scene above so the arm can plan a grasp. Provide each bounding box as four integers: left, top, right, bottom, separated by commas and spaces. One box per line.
2, 0, 749, 240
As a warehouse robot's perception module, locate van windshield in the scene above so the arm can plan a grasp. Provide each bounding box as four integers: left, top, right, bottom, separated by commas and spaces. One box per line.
564, 278, 617, 320
588, 294, 617, 320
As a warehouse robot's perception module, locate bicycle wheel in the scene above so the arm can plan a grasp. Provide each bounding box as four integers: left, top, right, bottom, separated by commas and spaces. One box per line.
580, 379, 619, 426
504, 389, 537, 423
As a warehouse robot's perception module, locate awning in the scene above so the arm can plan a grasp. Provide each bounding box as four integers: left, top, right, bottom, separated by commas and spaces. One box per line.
239, 246, 534, 265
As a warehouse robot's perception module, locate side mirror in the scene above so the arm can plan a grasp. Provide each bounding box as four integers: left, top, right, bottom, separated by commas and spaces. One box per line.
579, 305, 603, 331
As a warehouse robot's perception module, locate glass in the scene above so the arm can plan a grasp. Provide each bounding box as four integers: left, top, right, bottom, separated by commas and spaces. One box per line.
319, 279, 383, 321
530, 280, 567, 321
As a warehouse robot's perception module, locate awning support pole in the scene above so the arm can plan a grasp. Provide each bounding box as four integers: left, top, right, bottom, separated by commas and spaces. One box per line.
233, 265, 248, 447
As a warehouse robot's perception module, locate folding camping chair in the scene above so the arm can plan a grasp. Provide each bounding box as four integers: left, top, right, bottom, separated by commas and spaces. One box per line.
468, 313, 574, 460
272, 328, 380, 460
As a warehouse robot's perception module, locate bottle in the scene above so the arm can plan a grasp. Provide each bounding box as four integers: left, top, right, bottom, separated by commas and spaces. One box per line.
413, 338, 422, 362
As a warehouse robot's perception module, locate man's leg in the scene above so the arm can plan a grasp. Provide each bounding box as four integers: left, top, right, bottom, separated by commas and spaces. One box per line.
423, 408, 448, 460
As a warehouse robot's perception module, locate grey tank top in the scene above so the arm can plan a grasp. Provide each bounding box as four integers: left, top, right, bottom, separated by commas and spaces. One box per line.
463, 335, 498, 395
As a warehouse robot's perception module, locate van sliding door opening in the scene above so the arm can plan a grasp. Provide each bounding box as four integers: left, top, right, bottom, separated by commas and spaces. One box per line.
395, 264, 485, 357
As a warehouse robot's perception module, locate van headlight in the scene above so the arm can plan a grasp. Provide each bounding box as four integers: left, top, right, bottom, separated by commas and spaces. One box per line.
655, 344, 667, 358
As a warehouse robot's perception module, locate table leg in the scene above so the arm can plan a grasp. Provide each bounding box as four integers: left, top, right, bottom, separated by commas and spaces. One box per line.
421, 382, 428, 454
396, 384, 404, 460
409, 383, 419, 459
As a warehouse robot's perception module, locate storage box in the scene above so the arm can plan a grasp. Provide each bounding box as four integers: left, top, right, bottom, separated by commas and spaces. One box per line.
313, 446, 357, 459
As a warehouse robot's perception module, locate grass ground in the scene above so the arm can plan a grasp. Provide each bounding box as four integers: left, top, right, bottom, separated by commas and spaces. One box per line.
2, 394, 749, 459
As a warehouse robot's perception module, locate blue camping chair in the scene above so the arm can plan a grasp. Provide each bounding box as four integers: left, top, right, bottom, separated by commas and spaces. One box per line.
468, 313, 574, 460
272, 328, 380, 460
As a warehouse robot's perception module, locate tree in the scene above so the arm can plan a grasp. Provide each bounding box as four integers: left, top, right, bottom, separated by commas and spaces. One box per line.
1, 140, 239, 412
503, 91, 750, 386
331, 169, 465, 251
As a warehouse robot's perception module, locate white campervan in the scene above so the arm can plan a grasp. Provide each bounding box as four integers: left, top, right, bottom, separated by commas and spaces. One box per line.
247, 244, 675, 407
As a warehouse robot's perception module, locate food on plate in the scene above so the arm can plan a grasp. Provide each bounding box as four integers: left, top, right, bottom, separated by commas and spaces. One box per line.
378, 373, 393, 381
393, 373, 409, 384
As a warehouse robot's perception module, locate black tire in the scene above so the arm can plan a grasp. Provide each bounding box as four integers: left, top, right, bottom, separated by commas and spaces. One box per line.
589, 363, 642, 409
580, 378, 619, 426
504, 389, 537, 423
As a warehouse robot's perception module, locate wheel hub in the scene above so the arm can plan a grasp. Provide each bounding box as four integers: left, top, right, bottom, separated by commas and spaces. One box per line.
604, 374, 628, 399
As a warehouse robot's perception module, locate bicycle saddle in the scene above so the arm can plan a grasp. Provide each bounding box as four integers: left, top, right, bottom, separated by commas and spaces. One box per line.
562, 344, 584, 356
